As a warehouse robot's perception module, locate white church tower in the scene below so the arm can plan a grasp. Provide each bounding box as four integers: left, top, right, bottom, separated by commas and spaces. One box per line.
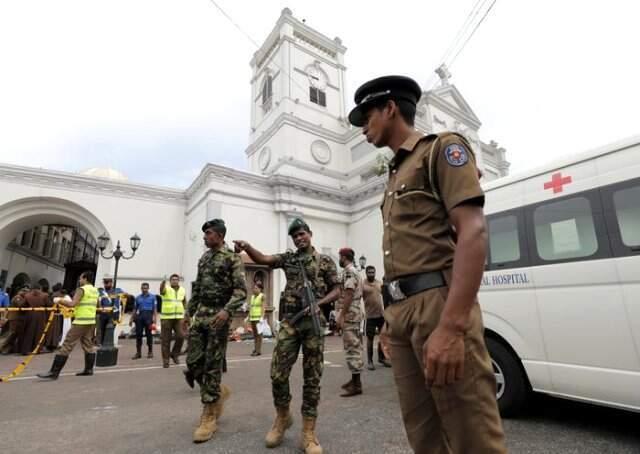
246, 8, 351, 183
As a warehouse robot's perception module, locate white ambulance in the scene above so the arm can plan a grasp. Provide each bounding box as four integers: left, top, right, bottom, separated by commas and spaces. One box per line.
480, 135, 640, 416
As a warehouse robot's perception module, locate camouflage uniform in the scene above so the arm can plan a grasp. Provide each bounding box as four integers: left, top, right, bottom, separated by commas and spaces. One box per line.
270, 248, 339, 417
186, 244, 247, 404
340, 263, 364, 373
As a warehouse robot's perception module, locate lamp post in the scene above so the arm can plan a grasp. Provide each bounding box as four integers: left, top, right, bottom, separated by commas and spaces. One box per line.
96, 232, 141, 367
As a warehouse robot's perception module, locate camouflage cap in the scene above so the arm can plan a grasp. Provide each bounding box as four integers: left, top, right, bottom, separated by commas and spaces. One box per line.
288, 217, 310, 236
202, 218, 227, 236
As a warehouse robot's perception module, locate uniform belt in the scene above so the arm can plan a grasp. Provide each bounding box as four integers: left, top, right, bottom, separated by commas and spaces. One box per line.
382, 271, 445, 305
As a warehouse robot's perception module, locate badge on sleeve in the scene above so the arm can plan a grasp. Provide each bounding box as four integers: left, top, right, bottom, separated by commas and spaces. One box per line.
444, 144, 469, 167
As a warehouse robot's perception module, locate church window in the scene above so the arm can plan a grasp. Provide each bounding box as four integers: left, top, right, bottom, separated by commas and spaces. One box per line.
262, 75, 273, 112
309, 87, 326, 107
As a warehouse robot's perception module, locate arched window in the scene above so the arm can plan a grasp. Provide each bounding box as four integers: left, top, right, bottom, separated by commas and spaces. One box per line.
262, 75, 273, 112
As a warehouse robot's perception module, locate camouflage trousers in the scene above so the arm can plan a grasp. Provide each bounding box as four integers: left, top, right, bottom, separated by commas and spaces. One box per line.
186, 309, 229, 404
271, 317, 324, 417
342, 322, 364, 373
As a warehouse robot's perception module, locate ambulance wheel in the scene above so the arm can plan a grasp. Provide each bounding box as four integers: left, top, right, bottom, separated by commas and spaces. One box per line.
486, 337, 529, 417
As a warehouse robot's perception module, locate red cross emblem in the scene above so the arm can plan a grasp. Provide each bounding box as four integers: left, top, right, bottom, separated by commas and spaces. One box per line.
544, 172, 572, 194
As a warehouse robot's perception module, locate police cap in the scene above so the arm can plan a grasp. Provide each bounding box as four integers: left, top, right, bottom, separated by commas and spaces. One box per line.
288, 217, 310, 236
202, 218, 227, 236
348, 75, 422, 127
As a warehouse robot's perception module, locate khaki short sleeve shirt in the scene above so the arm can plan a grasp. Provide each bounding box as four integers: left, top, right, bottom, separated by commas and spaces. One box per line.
381, 131, 484, 281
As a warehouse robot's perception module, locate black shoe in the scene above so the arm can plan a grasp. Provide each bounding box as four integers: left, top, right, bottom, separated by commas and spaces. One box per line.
367, 361, 375, 371
171, 354, 180, 365
183, 369, 195, 389
147, 351, 153, 359
37, 354, 68, 380
131, 352, 142, 360
250, 351, 257, 357
76, 353, 96, 376
379, 358, 391, 368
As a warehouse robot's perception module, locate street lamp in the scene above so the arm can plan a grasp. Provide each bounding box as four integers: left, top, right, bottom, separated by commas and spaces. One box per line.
96, 232, 141, 366
359, 255, 367, 270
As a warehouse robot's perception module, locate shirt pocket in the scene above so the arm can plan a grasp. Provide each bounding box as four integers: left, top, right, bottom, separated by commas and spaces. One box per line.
392, 162, 437, 212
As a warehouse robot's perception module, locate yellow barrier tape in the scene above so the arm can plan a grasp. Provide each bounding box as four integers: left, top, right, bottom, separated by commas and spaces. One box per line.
0, 308, 56, 383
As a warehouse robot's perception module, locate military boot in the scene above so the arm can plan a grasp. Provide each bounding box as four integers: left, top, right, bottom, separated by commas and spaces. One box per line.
192, 403, 216, 443
183, 369, 195, 389
301, 416, 323, 454
265, 405, 293, 448
213, 384, 231, 419
37, 354, 68, 380
340, 374, 362, 397
76, 352, 96, 376
340, 379, 352, 390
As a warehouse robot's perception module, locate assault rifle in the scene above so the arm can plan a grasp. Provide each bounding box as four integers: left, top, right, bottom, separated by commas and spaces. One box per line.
288, 257, 322, 336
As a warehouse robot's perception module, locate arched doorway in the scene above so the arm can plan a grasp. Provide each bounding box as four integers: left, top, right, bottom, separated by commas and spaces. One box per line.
0, 197, 111, 292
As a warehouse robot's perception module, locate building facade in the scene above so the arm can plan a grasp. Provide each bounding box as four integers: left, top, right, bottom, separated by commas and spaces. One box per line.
0, 8, 509, 312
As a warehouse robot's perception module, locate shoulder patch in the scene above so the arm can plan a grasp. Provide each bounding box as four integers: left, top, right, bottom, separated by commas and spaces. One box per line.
444, 143, 469, 167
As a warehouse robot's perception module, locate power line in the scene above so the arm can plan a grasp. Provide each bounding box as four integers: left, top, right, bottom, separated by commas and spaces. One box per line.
425, 0, 498, 91
440, 0, 491, 65
448, 0, 497, 67
205, 0, 313, 101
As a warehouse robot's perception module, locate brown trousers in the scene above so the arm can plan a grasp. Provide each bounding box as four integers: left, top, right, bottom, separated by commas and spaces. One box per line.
384, 285, 507, 454
58, 324, 96, 357
161, 318, 184, 364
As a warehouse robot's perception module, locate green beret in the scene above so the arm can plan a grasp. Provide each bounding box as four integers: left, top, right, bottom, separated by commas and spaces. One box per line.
202, 218, 227, 235
288, 217, 310, 236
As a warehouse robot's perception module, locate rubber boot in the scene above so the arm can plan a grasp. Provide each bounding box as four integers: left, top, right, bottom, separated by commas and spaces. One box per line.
265, 405, 293, 448
37, 354, 68, 380
301, 416, 323, 454
192, 403, 216, 443
76, 352, 96, 376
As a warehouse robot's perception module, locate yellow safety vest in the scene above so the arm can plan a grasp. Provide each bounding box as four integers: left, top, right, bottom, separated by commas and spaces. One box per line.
161, 286, 186, 320
249, 293, 264, 321
73, 284, 98, 325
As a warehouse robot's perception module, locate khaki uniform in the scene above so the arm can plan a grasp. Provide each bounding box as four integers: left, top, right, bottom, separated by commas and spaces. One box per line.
340, 264, 364, 373
382, 131, 507, 454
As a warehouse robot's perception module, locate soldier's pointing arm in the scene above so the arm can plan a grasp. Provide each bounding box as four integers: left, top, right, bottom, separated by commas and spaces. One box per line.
223, 254, 248, 315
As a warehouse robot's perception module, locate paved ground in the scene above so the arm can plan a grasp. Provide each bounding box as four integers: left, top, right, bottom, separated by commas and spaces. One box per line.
1, 336, 639, 454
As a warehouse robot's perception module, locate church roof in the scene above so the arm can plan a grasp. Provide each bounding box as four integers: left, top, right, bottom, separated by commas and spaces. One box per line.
80, 167, 129, 182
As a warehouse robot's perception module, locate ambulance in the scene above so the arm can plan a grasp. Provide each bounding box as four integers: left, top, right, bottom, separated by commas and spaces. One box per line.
479, 135, 640, 416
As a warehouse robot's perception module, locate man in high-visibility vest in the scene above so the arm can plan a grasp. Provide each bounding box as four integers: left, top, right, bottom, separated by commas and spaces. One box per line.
37, 270, 99, 380
159, 273, 186, 368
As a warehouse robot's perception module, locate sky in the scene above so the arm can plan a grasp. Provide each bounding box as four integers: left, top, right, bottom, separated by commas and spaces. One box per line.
1, 0, 638, 188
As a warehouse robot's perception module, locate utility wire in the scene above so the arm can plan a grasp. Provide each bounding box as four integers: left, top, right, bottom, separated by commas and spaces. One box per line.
206, 0, 314, 100
448, 0, 497, 67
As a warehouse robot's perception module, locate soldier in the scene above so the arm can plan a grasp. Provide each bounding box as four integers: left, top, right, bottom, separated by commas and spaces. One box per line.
336, 247, 364, 397
348, 75, 507, 454
184, 218, 247, 444
234, 218, 340, 454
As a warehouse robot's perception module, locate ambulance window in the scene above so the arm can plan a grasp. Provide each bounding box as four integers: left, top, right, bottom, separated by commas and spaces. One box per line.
489, 215, 520, 264
613, 184, 640, 247
533, 196, 598, 261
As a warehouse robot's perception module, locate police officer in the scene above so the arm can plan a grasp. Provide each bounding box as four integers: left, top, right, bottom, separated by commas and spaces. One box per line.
234, 218, 340, 454
348, 76, 507, 454
37, 271, 99, 380
130, 282, 157, 359
337, 247, 365, 397
185, 219, 247, 444
97, 277, 124, 346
